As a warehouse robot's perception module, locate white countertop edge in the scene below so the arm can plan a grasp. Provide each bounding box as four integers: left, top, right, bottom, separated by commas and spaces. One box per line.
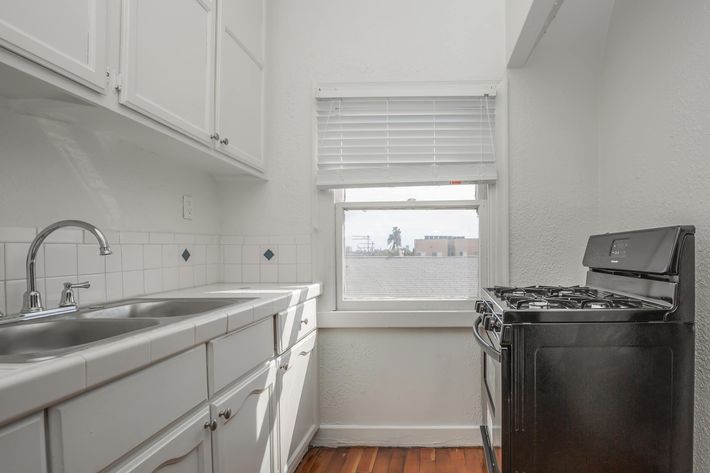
0, 282, 321, 427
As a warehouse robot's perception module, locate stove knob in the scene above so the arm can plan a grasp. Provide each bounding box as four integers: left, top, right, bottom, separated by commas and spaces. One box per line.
475, 300, 486, 313
489, 318, 503, 332
483, 315, 493, 331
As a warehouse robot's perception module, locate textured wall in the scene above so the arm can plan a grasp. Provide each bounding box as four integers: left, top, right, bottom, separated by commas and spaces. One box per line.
507, 0, 614, 286
597, 0, 710, 469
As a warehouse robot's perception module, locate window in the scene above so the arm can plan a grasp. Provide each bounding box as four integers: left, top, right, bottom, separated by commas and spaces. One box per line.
336, 185, 481, 310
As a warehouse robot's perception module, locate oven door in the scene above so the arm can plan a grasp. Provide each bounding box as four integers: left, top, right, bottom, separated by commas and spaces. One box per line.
474, 315, 503, 473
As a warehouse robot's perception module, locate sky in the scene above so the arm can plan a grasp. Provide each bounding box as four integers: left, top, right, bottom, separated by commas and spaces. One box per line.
343, 185, 479, 250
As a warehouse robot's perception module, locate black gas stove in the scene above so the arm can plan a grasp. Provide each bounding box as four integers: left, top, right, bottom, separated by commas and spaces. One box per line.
474, 226, 695, 473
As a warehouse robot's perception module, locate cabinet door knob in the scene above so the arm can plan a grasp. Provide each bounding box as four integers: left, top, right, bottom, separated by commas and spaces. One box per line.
204, 419, 218, 431
218, 408, 232, 420
220, 137, 229, 145
210, 132, 220, 141
300, 318, 309, 325
280, 363, 289, 371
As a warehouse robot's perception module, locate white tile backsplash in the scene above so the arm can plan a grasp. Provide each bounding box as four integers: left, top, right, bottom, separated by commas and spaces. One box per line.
44, 244, 77, 278
78, 244, 106, 274
242, 264, 260, 283
79, 273, 107, 306
143, 245, 163, 269
106, 272, 123, 301
144, 268, 163, 294
122, 270, 144, 297
242, 245, 260, 264
178, 266, 194, 288
6, 243, 43, 280
121, 244, 144, 272
278, 244, 297, 264
278, 264, 298, 282
260, 265, 278, 283
0, 226, 311, 314
162, 267, 179, 291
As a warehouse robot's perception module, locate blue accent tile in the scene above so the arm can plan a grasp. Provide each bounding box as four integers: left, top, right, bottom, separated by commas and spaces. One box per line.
263, 249, 275, 261
182, 249, 191, 262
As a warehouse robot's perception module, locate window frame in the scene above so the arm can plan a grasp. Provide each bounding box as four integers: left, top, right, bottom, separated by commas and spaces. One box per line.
335, 198, 483, 311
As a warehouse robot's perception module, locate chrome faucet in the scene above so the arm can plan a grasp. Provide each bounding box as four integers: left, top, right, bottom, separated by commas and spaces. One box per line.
22, 220, 112, 314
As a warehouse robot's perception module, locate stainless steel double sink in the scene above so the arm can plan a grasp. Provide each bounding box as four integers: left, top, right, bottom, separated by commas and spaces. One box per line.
0, 298, 255, 363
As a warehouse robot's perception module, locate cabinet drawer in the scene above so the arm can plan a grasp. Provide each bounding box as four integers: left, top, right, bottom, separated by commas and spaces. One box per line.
208, 316, 274, 395
0, 413, 47, 473
276, 299, 317, 354
49, 346, 208, 473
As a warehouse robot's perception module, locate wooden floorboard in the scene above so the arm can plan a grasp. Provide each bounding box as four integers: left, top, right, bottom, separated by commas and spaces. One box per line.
301, 448, 487, 473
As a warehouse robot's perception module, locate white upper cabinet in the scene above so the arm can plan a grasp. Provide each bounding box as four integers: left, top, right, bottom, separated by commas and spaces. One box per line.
119, 0, 216, 145
214, 0, 265, 168
0, 0, 109, 92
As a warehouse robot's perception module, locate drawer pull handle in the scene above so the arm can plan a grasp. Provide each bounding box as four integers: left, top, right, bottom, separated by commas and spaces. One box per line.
204, 419, 218, 431
219, 408, 232, 420
301, 318, 309, 325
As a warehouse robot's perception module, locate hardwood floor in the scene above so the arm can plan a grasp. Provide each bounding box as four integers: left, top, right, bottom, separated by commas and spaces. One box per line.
294, 447, 487, 473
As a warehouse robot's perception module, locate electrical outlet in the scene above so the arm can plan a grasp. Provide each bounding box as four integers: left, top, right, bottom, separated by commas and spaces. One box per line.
182, 195, 193, 220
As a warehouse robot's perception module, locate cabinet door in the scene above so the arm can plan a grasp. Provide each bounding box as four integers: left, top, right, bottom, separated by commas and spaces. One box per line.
107, 408, 213, 473
211, 362, 276, 473
278, 331, 318, 473
119, 0, 216, 145
214, 0, 265, 168
0, 0, 108, 92
0, 413, 47, 473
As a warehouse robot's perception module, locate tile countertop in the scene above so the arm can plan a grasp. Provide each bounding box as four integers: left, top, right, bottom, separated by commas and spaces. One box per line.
0, 282, 321, 428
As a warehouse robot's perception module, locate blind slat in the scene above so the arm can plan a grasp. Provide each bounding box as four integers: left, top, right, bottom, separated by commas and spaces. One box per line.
316, 95, 496, 187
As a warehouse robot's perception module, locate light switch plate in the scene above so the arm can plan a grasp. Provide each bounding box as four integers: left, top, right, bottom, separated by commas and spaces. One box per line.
182, 195, 193, 220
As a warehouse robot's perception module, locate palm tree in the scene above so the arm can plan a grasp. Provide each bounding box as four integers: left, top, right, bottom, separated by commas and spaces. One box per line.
387, 226, 402, 253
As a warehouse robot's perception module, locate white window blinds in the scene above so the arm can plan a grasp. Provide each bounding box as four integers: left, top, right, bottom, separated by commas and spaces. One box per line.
315, 93, 497, 188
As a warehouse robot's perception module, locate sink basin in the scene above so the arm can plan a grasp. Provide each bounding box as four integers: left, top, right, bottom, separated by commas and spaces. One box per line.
0, 318, 160, 362
80, 298, 255, 319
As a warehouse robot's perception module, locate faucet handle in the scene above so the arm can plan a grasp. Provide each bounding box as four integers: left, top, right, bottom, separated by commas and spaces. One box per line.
59, 281, 91, 307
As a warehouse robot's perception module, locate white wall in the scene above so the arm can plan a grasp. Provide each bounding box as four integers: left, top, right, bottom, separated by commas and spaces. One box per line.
0, 105, 222, 234
506, 0, 614, 286
505, 0, 534, 61
217, 0, 505, 445
597, 0, 710, 469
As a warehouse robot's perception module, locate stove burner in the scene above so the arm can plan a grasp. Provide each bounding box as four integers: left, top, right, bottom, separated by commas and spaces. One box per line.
489, 285, 660, 311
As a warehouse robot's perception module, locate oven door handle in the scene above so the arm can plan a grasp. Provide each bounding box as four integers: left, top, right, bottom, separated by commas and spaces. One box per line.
474, 315, 502, 362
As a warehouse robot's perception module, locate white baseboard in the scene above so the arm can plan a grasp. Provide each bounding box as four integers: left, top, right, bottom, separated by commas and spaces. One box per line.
312, 424, 483, 448
286, 424, 319, 473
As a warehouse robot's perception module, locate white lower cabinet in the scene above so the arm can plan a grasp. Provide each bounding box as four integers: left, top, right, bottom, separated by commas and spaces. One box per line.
210, 362, 277, 473
6, 300, 319, 473
0, 413, 47, 473
277, 331, 319, 473
107, 408, 213, 473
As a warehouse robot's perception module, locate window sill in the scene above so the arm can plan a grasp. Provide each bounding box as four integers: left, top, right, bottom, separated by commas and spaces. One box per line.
317, 310, 476, 328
